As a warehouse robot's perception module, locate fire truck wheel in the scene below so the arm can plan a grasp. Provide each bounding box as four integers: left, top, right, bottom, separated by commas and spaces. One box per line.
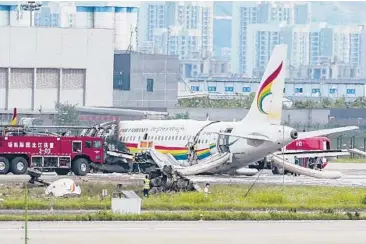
72, 158, 90, 176
0, 157, 10, 174
10, 157, 28, 175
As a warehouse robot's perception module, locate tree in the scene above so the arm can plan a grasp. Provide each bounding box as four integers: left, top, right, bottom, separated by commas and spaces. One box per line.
333, 96, 346, 108
351, 97, 366, 108
171, 112, 190, 119
320, 98, 333, 108
54, 102, 80, 126
177, 96, 366, 109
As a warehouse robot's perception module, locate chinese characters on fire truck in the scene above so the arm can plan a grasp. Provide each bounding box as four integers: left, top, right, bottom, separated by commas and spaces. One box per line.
7, 141, 54, 154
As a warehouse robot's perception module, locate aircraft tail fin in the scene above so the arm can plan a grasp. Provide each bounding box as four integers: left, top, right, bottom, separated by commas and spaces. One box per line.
242, 44, 287, 125
10, 108, 17, 125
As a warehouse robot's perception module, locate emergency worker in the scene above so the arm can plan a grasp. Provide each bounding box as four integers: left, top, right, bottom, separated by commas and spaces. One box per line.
309, 158, 315, 169
293, 156, 299, 176
204, 183, 210, 197
143, 175, 151, 197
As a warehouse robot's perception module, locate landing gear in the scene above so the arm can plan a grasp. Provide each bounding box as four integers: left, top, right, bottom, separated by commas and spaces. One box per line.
272, 165, 285, 175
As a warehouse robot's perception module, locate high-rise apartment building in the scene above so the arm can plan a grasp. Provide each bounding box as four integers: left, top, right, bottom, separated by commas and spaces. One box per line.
283, 23, 362, 70
231, 1, 298, 76
281, 24, 312, 69
231, 2, 258, 76
246, 23, 283, 77
294, 2, 311, 25
138, 1, 213, 59
321, 25, 362, 66
307, 22, 328, 65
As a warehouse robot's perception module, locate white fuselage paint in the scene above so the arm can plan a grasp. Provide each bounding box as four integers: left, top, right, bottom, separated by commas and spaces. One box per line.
119, 119, 296, 174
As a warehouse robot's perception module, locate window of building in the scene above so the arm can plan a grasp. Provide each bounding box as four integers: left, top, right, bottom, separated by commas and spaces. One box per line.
113, 71, 130, 91
312, 88, 320, 94
191, 86, 199, 91
208, 86, 216, 92
147, 78, 154, 92
295, 88, 303, 93
329, 88, 337, 94
225, 86, 234, 92
242, 87, 251, 92
347, 89, 356, 94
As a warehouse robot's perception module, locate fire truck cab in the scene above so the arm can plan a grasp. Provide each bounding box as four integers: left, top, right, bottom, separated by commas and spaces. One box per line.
0, 132, 105, 176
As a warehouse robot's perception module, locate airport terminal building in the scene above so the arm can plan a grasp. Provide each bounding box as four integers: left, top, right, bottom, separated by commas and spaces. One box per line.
183, 77, 366, 100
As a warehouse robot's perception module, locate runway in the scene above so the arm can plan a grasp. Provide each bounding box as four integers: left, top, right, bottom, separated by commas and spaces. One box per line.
1, 221, 366, 244
0, 163, 365, 187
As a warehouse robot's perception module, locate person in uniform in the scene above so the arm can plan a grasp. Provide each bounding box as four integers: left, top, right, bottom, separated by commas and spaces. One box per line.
204, 183, 211, 197
293, 156, 300, 176
143, 175, 151, 197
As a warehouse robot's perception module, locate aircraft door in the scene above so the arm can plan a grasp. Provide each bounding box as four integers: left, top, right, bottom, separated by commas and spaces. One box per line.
217, 128, 232, 153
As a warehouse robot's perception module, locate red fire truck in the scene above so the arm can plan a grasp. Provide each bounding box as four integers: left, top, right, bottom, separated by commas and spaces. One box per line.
0, 131, 105, 176
285, 136, 330, 152
250, 136, 348, 174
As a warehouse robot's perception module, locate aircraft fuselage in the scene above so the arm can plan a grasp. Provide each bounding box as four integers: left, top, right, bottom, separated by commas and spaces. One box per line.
119, 119, 297, 174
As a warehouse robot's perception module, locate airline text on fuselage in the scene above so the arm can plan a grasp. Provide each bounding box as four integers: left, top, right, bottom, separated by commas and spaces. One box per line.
120, 126, 185, 134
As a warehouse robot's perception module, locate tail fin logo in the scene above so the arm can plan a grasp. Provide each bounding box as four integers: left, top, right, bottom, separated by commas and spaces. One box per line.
256, 62, 283, 114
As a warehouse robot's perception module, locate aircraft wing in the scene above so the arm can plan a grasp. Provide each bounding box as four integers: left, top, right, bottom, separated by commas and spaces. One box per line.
212, 132, 273, 142
297, 126, 359, 140
274, 149, 350, 159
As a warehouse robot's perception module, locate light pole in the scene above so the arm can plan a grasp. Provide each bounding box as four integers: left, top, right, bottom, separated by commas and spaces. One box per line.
24, 182, 29, 244
20, 1, 42, 27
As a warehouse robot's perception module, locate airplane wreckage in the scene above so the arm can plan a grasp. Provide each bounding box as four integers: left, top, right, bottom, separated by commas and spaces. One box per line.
20, 117, 354, 194
80, 121, 347, 181
22, 121, 201, 194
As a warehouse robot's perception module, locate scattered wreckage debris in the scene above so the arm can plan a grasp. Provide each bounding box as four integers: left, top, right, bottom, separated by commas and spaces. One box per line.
81, 121, 159, 175
45, 178, 81, 197
26, 169, 50, 188
83, 122, 200, 194
10, 122, 199, 195
148, 165, 201, 194
26, 169, 81, 197
25, 166, 198, 197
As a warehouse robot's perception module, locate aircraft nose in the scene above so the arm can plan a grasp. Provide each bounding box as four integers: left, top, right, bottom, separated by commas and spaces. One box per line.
290, 129, 298, 140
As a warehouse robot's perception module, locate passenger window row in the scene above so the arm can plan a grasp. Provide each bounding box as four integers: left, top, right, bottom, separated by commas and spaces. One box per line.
120, 134, 215, 144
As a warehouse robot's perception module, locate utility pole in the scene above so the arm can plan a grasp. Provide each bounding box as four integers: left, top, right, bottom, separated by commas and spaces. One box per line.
24, 182, 29, 244
20, 1, 42, 27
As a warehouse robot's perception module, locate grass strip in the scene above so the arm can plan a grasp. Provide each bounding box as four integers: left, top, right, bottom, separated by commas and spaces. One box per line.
0, 211, 364, 221
2, 185, 366, 211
